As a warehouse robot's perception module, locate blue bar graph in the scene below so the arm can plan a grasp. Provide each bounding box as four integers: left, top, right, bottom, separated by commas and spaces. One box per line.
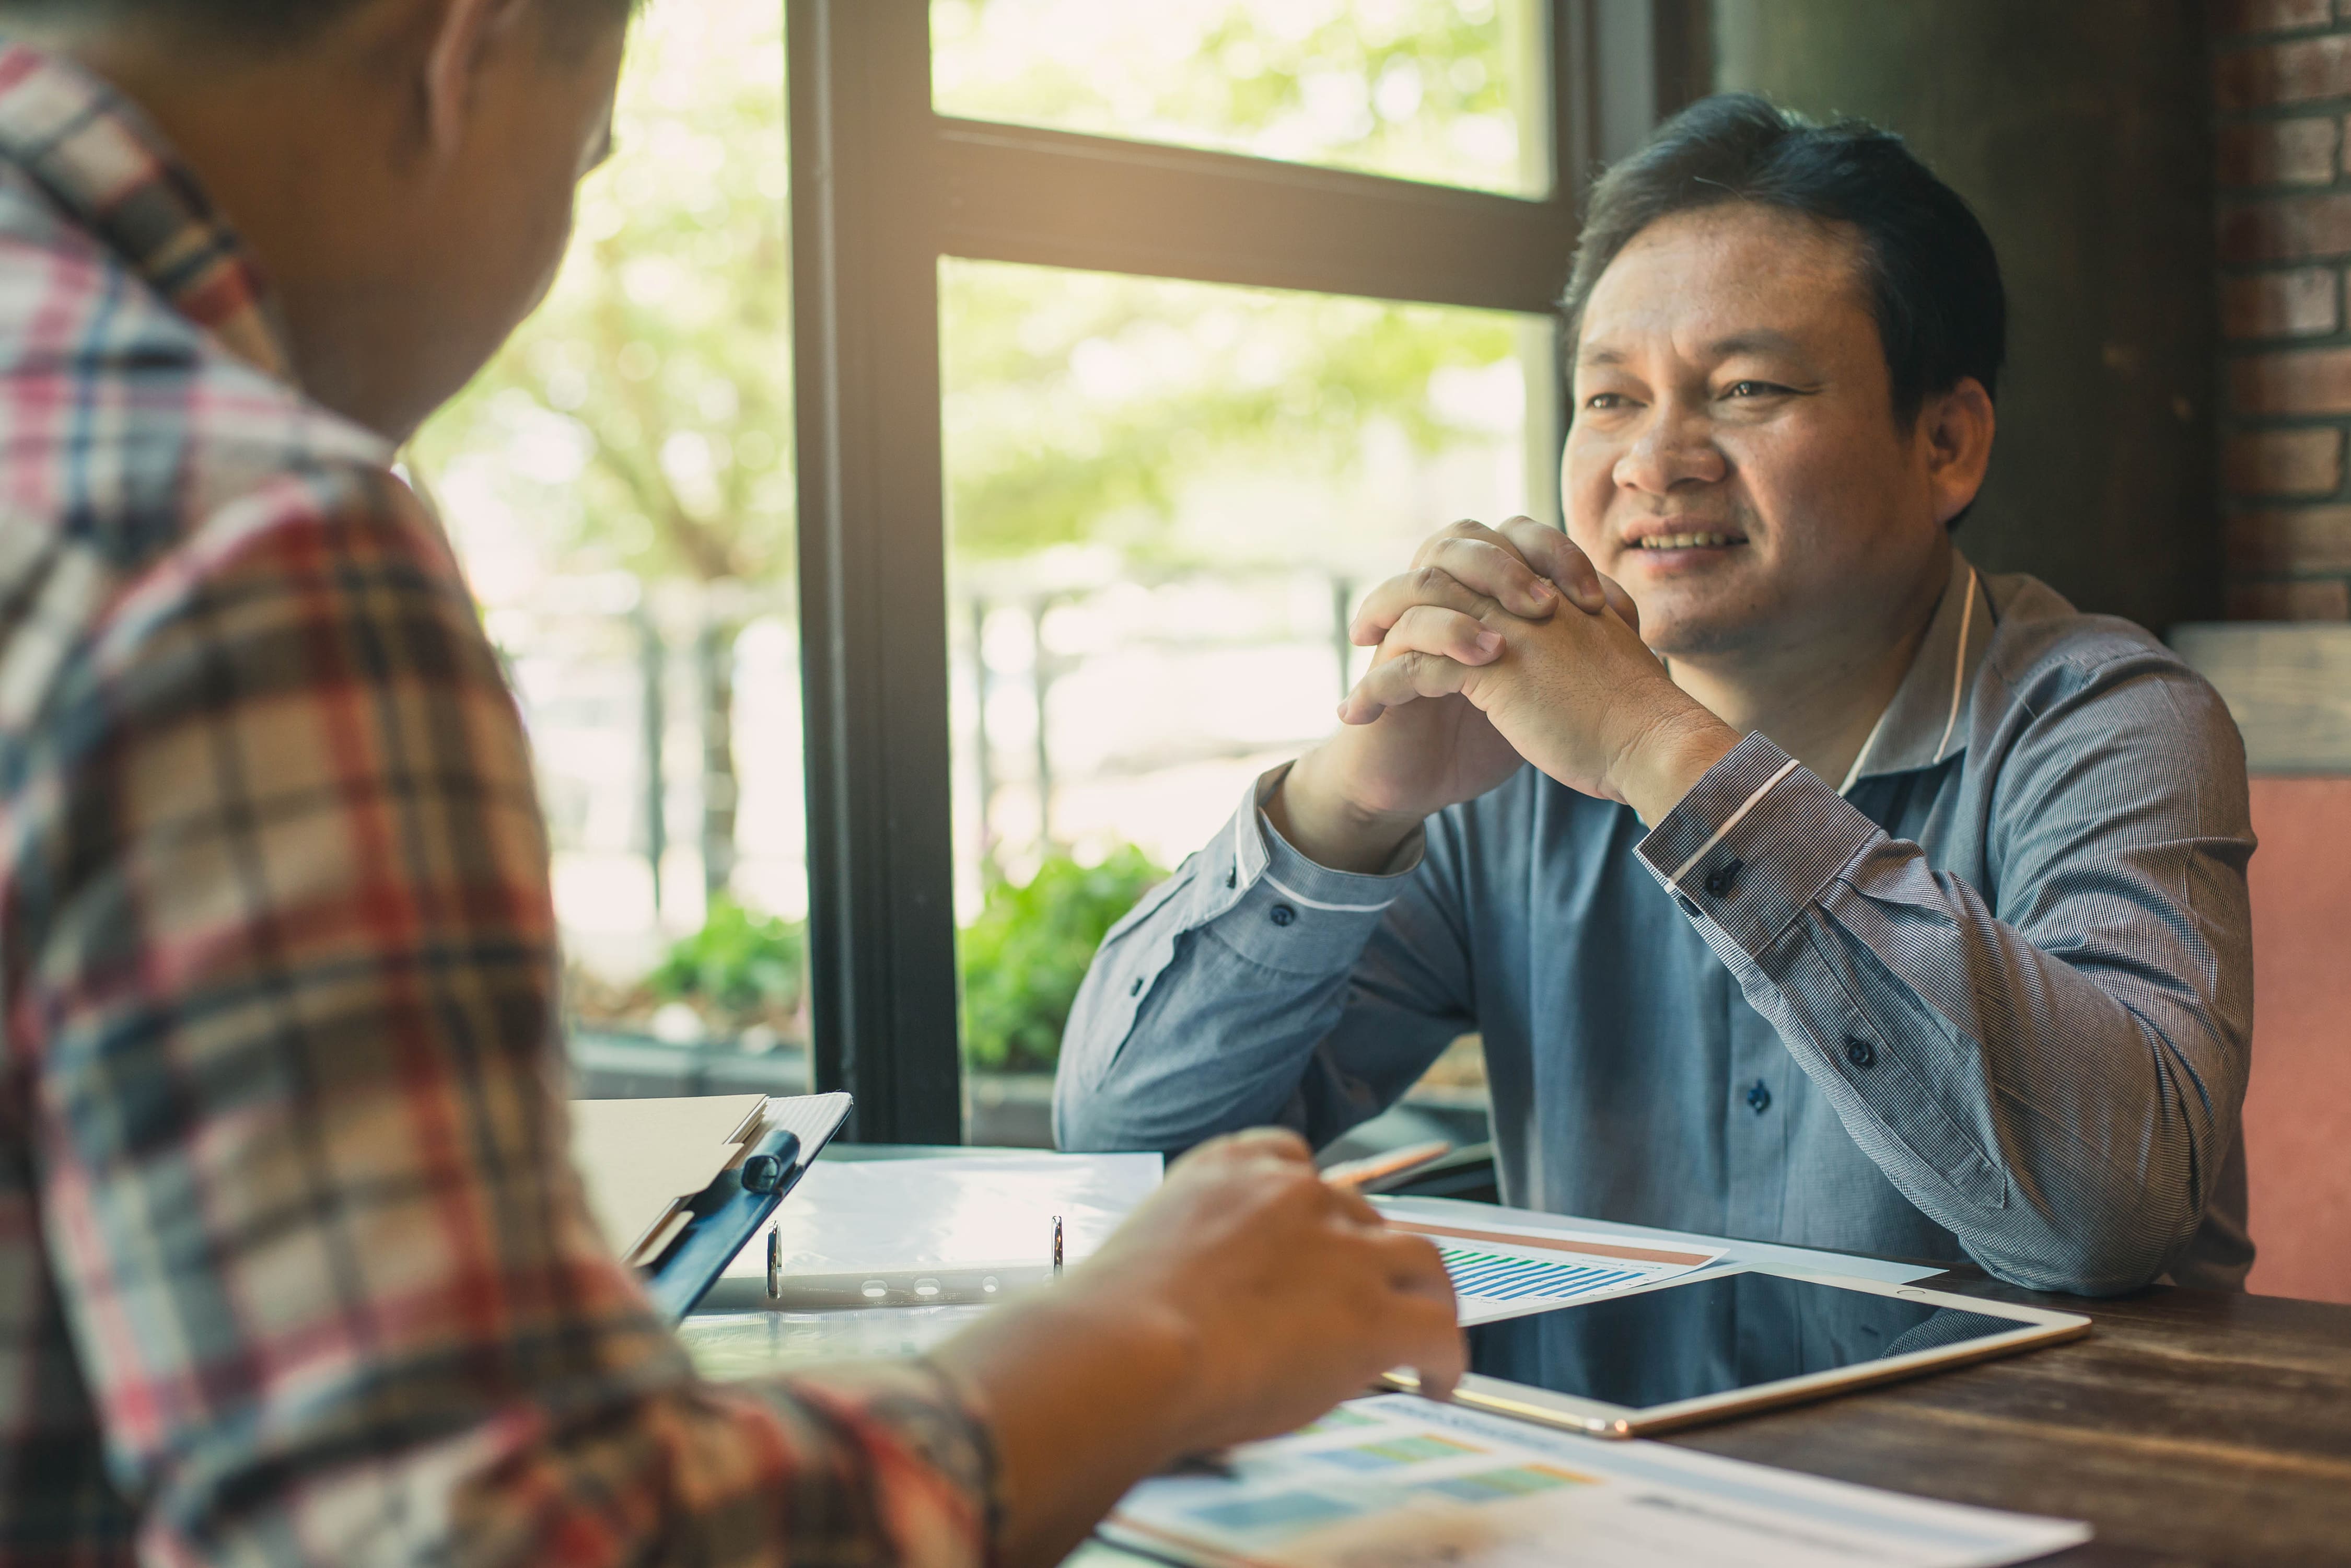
1439, 1246, 1644, 1302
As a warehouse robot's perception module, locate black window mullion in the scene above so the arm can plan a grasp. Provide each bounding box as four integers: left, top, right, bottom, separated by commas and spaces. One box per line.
934, 120, 1578, 312
790, 0, 963, 1144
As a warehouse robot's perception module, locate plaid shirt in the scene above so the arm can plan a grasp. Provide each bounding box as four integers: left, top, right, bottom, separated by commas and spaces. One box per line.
0, 45, 994, 1568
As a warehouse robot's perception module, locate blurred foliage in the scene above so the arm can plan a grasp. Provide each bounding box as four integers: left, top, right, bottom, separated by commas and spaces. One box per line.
960, 847, 1169, 1073
412, 0, 1531, 588
932, 0, 1535, 194
411, 2, 794, 586
651, 897, 807, 1015
941, 266, 1523, 566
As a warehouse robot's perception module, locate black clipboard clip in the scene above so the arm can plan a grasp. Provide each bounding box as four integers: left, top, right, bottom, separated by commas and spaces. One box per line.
643, 1125, 808, 1324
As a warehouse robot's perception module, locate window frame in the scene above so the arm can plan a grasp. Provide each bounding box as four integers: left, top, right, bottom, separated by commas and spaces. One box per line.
787, 0, 1697, 1142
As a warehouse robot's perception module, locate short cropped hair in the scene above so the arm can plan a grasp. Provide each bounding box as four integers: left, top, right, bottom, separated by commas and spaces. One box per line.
0, 0, 633, 51
1563, 92, 2006, 427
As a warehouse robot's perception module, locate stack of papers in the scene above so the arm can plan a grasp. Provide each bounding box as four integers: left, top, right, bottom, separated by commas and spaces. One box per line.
1107, 1395, 2089, 1568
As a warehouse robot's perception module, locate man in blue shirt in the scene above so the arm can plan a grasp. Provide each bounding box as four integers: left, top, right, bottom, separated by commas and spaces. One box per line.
1055, 95, 2255, 1298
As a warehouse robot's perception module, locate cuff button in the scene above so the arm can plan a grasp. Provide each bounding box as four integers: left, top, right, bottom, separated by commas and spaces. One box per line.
1704, 857, 1743, 898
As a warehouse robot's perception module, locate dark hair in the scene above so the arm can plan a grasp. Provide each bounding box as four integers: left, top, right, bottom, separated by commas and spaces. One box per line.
0, 0, 634, 51
1563, 92, 2006, 427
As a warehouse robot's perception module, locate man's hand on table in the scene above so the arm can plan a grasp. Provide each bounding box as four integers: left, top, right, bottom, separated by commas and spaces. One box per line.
929, 1130, 1463, 1567
1275, 518, 1740, 865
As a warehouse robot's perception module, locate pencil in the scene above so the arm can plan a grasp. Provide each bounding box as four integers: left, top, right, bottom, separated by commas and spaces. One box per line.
1321, 1140, 1452, 1193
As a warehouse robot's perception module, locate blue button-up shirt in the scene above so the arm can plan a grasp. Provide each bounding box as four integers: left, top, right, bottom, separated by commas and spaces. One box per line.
1054, 553, 2256, 1296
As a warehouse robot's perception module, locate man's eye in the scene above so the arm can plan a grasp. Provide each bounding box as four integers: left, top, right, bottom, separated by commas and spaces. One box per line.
1722, 380, 1786, 399
1584, 392, 1631, 411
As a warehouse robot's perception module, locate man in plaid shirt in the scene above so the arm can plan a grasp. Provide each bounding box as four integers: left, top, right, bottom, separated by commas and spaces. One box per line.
0, 3, 1463, 1564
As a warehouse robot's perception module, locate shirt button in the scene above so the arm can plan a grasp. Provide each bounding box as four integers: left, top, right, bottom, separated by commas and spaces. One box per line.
1270, 904, 1297, 927
1704, 857, 1744, 898
1129, 977, 1145, 996
1745, 1079, 1772, 1114
1225, 866, 1237, 888
1844, 1036, 1876, 1068
1674, 894, 1701, 920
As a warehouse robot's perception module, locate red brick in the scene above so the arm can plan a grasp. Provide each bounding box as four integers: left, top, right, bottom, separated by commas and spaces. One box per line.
2214, 0, 2335, 32
2215, 36, 2351, 109
2221, 268, 2341, 336
2232, 345, 2351, 411
2225, 579, 2351, 618
2217, 117, 2339, 185
2225, 428, 2346, 494
2227, 507, 2351, 571
2218, 192, 2351, 262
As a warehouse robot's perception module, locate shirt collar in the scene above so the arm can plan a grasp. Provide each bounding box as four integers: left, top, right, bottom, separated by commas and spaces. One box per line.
1847, 543, 1994, 783
0, 42, 292, 381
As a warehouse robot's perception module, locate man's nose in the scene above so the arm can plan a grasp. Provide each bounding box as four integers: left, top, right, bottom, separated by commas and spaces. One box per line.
1613, 404, 1726, 494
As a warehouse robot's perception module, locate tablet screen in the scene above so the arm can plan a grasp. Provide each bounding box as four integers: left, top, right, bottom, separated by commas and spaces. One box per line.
1464, 1272, 2022, 1412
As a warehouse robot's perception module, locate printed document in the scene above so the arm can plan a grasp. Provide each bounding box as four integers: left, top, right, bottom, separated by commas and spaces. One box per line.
1386, 1214, 1722, 1325
1104, 1394, 2088, 1568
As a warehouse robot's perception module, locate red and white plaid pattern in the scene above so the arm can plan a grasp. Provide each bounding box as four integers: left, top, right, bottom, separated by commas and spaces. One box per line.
0, 43, 994, 1567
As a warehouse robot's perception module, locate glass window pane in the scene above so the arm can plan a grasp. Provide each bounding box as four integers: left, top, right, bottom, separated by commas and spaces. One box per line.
931, 0, 1551, 197
942, 260, 1548, 1135
412, 2, 808, 1099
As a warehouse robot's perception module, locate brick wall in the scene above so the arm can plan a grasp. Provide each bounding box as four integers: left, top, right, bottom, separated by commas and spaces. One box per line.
2215, 0, 2351, 619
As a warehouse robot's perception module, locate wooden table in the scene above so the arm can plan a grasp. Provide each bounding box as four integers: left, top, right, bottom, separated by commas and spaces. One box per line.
1659, 1272, 2351, 1565
684, 1151, 2350, 1563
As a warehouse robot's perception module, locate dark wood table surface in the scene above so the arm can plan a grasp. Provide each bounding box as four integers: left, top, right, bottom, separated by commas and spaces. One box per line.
1659, 1271, 2351, 1566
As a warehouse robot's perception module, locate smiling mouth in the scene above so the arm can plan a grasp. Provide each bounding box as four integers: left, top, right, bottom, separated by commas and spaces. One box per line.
1631, 531, 1745, 550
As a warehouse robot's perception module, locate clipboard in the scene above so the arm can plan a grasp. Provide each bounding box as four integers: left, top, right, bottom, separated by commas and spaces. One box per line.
644, 1123, 807, 1322
615, 1090, 854, 1322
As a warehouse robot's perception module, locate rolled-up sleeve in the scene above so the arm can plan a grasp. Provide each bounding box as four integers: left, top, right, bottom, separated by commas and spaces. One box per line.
1635, 656, 2255, 1296
1054, 768, 1473, 1156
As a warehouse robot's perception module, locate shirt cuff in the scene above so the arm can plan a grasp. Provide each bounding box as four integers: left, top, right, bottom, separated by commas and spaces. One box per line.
1195, 765, 1421, 978
1634, 733, 1881, 957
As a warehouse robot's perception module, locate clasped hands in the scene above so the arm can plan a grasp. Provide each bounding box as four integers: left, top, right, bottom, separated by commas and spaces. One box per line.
1280, 519, 1739, 869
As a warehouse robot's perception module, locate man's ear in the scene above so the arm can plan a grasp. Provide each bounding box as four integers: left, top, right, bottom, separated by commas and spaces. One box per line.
419, 0, 537, 158
1923, 377, 1996, 528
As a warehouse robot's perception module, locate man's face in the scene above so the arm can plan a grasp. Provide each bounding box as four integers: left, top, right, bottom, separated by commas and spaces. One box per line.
374, 6, 625, 438
1562, 203, 1961, 663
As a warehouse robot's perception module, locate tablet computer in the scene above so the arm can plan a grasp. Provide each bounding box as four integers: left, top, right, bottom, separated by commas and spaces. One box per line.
1383, 1264, 2089, 1438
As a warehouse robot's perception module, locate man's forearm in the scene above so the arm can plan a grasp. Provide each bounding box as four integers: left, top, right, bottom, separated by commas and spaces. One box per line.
930, 1286, 1197, 1568
1264, 749, 1424, 874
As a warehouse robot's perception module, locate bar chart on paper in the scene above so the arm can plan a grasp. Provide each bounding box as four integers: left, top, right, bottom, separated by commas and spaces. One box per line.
1437, 1247, 1646, 1303
1382, 1215, 1723, 1322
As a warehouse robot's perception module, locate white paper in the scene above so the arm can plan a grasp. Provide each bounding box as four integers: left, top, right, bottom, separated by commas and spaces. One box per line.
725, 1151, 1165, 1278
1105, 1394, 2088, 1568
1377, 1196, 1947, 1287
1387, 1216, 1724, 1326
570, 1094, 767, 1256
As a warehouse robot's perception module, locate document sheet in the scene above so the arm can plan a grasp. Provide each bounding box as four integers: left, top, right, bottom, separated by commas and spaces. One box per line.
1376, 1195, 1946, 1287
1386, 1215, 1722, 1326
1104, 1395, 2088, 1568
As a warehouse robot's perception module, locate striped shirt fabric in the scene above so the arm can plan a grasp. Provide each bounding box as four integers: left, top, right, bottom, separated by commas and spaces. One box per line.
1057, 545, 2259, 1299
0, 44, 993, 1568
